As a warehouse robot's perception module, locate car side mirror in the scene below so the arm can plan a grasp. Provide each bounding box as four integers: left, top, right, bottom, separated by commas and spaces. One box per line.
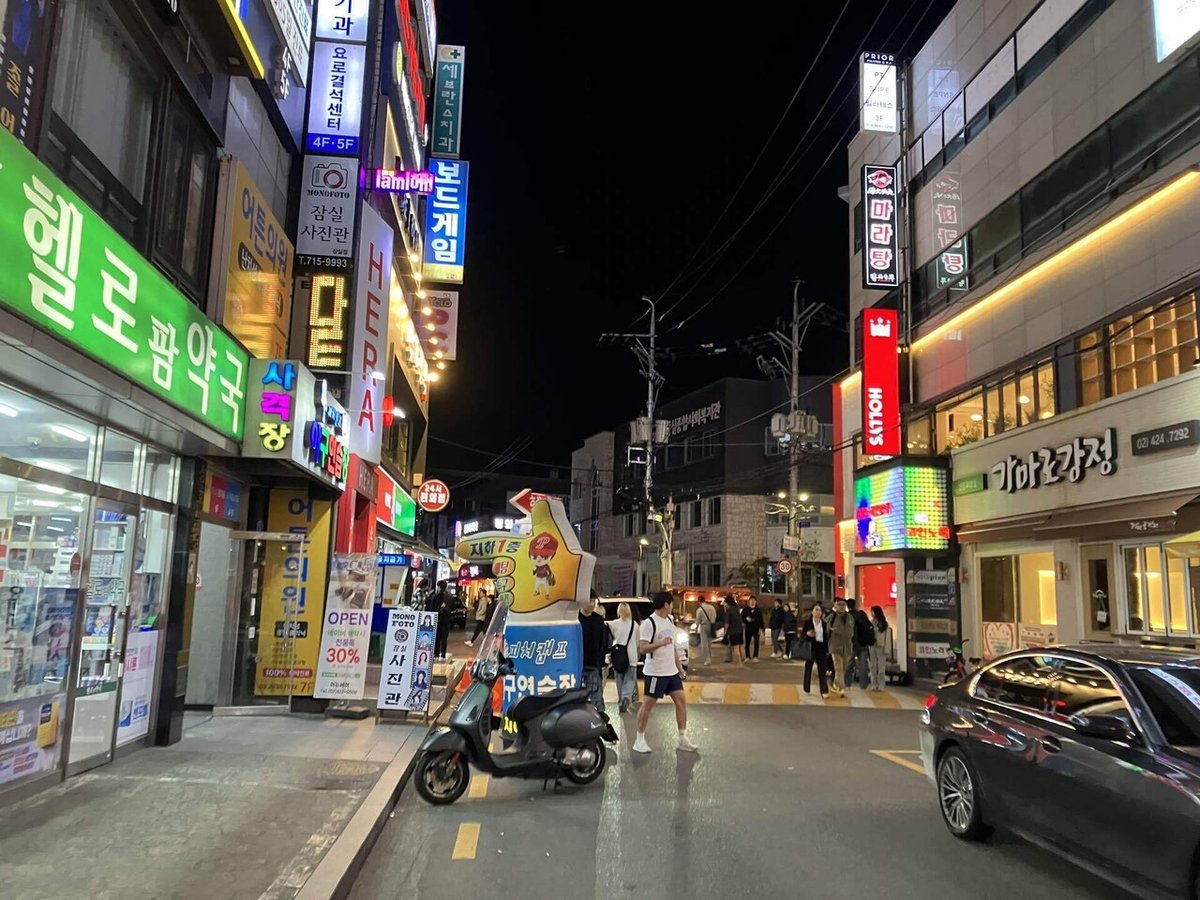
1071, 713, 1133, 742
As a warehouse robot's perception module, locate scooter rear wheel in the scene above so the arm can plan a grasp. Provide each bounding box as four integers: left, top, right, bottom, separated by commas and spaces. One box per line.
414, 750, 470, 805
563, 739, 606, 785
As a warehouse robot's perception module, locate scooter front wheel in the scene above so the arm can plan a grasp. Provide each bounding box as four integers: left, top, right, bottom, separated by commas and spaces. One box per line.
414, 750, 470, 805
563, 739, 606, 785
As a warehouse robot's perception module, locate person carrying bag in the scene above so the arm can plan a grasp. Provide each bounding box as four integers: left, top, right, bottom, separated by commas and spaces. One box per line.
608, 602, 640, 713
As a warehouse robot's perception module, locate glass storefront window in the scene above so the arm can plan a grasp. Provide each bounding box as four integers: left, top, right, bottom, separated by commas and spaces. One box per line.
1125, 542, 1200, 637
99, 429, 142, 493
905, 415, 933, 454
0, 385, 96, 479
979, 551, 1057, 642
142, 447, 177, 502
936, 390, 985, 450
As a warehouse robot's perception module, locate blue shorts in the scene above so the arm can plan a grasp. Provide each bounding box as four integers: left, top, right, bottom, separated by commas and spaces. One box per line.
644, 673, 684, 698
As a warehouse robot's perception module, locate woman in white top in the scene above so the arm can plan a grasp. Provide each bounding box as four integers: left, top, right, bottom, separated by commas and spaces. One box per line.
608, 602, 640, 713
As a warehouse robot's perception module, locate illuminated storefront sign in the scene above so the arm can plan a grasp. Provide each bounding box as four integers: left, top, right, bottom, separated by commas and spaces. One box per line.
302, 274, 350, 368
861, 309, 900, 456
862, 164, 898, 288
350, 203, 392, 465
1154, 0, 1200, 61
417, 0, 437, 67
244, 359, 348, 490
370, 168, 435, 193
305, 40, 366, 155
932, 173, 969, 292
855, 462, 951, 553
432, 44, 465, 158
376, 470, 417, 535
860, 52, 897, 133
420, 289, 459, 360
0, 0, 58, 146
315, 0, 369, 42
265, 0, 311, 85
394, 0, 428, 134
218, 0, 266, 79
990, 429, 1117, 493
297, 155, 355, 269
423, 160, 469, 283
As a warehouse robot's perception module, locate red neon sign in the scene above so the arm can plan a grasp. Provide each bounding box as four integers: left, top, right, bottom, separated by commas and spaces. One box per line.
395, 0, 427, 131
861, 308, 901, 456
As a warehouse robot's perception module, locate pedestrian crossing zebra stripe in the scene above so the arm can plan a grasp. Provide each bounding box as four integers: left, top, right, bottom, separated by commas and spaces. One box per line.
600, 682, 926, 709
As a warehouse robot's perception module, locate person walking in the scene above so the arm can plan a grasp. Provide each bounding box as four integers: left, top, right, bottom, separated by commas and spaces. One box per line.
782, 603, 798, 658
722, 595, 745, 666
608, 601, 639, 713
827, 597, 856, 697
432, 581, 452, 659
800, 602, 830, 696
868, 605, 890, 692
742, 596, 764, 662
849, 598, 875, 689
464, 593, 489, 646
768, 598, 785, 658
579, 591, 608, 714
633, 592, 698, 754
694, 596, 716, 666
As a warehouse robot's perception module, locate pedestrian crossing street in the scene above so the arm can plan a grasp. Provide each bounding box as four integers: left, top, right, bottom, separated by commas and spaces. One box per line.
601, 681, 928, 710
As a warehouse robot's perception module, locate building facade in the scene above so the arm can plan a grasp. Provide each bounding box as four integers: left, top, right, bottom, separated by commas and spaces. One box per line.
572, 377, 836, 598
836, 0, 1200, 673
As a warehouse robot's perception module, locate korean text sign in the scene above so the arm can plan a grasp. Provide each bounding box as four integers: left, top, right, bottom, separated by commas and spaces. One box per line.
0, 127, 248, 438
501, 621, 582, 715
433, 45, 465, 157
314, 553, 374, 699
862, 164, 899, 289
861, 309, 901, 456
297, 156, 356, 268
422, 160, 469, 283
931, 173, 969, 291
305, 40, 367, 155
378, 608, 436, 711
860, 52, 897, 133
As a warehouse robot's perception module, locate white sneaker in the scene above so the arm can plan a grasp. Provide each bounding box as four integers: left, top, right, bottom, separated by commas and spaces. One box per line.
463, 640, 473, 647
677, 734, 699, 753
632, 736, 652, 754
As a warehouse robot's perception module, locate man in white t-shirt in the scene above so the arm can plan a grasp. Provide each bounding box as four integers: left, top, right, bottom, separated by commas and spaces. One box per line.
633, 592, 698, 754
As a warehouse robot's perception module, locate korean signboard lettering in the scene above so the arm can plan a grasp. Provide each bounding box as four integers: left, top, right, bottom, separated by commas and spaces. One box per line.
991, 429, 1117, 493
313, 553, 374, 700
297, 156, 356, 269
265, 0, 311, 86
433, 45, 466, 158
0, 0, 57, 146
350, 204, 392, 465
860, 52, 897, 133
854, 463, 950, 553
315, 0, 369, 42
305, 40, 366, 155
668, 401, 722, 437
931, 173, 969, 292
422, 159, 469, 283
862, 165, 898, 289
0, 127, 247, 438
500, 621, 582, 718
861, 309, 901, 456
301, 274, 351, 368
377, 608, 436, 711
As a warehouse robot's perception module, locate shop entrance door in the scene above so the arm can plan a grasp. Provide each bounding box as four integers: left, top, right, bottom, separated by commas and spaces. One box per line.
1081, 545, 1115, 641
226, 531, 311, 711
67, 502, 138, 774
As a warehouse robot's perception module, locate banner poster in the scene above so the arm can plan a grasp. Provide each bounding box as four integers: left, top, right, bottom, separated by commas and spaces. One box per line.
0, 692, 65, 787
314, 553, 375, 699
116, 630, 159, 745
377, 608, 437, 711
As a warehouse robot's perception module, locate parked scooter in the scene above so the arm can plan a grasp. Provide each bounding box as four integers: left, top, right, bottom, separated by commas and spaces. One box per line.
413, 603, 618, 805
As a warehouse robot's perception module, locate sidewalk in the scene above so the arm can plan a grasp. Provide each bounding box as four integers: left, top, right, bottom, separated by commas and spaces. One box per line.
0, 712, 425, 900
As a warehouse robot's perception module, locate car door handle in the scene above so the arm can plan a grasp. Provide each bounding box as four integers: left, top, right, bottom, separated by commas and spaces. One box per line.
1041, 736, 1062, 754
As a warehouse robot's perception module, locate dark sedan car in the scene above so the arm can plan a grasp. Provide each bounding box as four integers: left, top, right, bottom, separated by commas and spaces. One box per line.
921, 645, 1200, 899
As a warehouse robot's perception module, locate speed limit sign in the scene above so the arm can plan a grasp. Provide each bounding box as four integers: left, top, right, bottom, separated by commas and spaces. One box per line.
776, 557, 795, 576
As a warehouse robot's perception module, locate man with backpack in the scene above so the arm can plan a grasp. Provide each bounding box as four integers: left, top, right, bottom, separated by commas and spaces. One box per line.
634, 593, 698, 754
848, 597, 876, 689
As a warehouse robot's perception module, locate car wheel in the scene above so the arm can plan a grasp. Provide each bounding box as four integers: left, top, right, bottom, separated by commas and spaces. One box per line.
936, 747, 986, 840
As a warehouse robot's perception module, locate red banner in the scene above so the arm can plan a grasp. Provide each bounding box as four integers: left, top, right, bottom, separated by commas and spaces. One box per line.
861, 309, 900, 456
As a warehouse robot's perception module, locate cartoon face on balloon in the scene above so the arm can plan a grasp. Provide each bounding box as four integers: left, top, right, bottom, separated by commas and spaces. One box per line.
455, 497, 595, 617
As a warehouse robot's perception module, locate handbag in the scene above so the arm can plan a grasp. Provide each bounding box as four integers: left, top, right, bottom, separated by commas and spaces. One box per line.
610, 622, 633, 674
790, 639, 813, 661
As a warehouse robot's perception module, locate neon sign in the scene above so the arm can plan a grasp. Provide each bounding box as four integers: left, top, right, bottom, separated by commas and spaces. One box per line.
305, 400, 348, 487
370, 168, 434, 193
854, 462, 950, 553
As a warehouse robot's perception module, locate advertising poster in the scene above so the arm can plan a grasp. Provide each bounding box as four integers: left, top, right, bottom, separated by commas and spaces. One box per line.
117, 630, 159, 745
982, 621, 1017, 659
0, 692, 65, 787
500, 621, 582, 716
314, 554, 374, 699
378, 608, 436, 712
255, 490, 332, 696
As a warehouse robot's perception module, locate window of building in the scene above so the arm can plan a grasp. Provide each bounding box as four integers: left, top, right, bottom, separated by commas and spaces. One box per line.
706, 563, 721, 586
691, 563, 703, 586
927, 358, 1056, 453
689, 501, 701, 529
979, 552, 1057, 637
154, 103, 216, 299
622, 515, 634, 538
935, 388, 984, 450
1123, 543, 1200, 636
707, 496, 722, 526
905, 415, 933, 454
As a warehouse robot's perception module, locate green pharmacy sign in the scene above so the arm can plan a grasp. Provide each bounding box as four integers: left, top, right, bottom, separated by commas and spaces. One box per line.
0, 127, 248, 439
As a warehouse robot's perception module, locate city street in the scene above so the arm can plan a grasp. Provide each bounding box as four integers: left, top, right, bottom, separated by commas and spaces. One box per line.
350, 699, 1133, 900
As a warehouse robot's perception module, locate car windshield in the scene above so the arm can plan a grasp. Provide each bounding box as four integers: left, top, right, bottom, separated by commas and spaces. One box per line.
1128, 665, 1200, 747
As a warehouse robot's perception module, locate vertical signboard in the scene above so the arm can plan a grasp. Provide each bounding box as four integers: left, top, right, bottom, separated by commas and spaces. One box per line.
862, 164, 899, 289
861, 309, 901, 457
256, 490, 332, 697
860, 52, 898, 133
351, 204, 393, 465
423, 159, 469, 283
0, 0, 58, 146
305, 40, 367, 155
432, 45, 465, 158
931, 172, 969, 292
377, 608, 436, 711
421, 289, 459, 360
301, 274, 351, 367
314, 0, 370, 42
297, 156, 356, 269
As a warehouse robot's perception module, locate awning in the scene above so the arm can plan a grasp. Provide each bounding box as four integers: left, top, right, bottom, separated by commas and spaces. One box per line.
956, 514, 1048, 544
1032, 491, 1198, 541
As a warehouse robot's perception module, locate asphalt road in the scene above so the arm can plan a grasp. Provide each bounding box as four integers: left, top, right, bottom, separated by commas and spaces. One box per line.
349, 701, 1136, 900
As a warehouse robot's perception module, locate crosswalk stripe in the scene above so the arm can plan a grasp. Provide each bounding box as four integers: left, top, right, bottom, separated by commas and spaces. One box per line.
894, 691, 927, 710
772, 684, 800, 705
684, 681, 705, 703
700, 683, 725, 703
845, 690, 875, 708
748, 684, 773, 704
868, 690, 901, 709
722, 683, 751, 705
796, 687, 825, 705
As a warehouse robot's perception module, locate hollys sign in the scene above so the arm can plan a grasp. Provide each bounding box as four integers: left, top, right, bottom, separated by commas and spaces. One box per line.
861, 309, 901, 457
416, 478, 450, 512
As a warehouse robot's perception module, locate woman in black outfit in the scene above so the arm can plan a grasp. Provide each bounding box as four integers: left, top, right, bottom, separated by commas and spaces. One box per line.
800, 602, 830, 697
782, 603, 799, 658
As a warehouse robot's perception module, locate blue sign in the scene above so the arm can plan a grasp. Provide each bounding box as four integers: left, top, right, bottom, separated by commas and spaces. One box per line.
305, 40, 366, 155
501, 621, 581, 715
377, 552, 412, 567
432, 45, 465, 158
422, 159, 469, 283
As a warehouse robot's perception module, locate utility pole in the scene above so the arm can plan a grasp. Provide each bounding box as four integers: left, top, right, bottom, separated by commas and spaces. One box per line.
788, 278, 801, 604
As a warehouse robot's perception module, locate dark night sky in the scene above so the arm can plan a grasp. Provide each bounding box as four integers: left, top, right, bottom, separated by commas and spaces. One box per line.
426, 1, 955, 482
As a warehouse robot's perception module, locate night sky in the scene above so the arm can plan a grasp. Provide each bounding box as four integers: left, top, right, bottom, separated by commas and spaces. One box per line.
428, 0, 955, 482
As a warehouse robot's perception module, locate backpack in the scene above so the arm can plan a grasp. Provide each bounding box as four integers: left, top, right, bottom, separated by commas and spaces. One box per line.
854, 611, 876, 647
610, 621, 634, 674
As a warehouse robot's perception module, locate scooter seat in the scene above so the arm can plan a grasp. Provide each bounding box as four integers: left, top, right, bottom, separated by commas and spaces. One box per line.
509, 687, 589, 723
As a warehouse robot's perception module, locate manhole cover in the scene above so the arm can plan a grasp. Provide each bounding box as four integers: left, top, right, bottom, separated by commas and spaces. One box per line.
321, 760, 380, 778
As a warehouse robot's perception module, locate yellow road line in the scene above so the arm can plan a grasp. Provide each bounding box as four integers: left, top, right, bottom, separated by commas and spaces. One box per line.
870, 749, 925, 775
722, 683, 751, 705
467, 774, 490, 799
452, 822, 481, 859
772, 683, 800, 705
869, 690, 902, 709
684, 681, 705, 703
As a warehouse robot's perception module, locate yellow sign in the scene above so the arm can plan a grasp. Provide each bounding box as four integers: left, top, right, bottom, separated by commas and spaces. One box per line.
455, 498, 595, 617
255, 489, 332, 696
220, 159, 294, 358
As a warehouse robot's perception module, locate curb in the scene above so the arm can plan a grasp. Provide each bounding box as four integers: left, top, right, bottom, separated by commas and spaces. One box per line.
294, 732, 426, 900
